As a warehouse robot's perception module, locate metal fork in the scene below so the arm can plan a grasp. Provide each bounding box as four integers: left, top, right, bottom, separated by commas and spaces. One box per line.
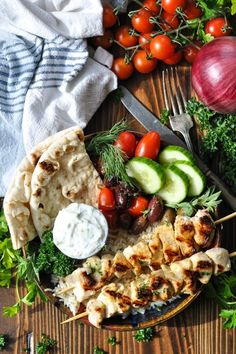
162, 67, 194, 153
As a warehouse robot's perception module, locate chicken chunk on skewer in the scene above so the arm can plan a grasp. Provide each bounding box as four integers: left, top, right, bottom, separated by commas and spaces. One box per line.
157, 223, 181, 263
192, 210, 215, 248
85, 248, 231, 328
206, 248, 231, 275
174, 215, 198, 257
112, 251, 133, 278
190, 252, 213, 284
169, 258, 196, 295
123, 241, 152, 275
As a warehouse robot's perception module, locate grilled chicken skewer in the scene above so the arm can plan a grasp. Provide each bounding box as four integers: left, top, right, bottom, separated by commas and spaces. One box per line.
61, 247, 232, 327
55, 209, 215, 301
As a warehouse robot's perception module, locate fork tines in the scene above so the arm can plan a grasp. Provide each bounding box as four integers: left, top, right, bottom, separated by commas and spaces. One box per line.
162, 67, 187, 116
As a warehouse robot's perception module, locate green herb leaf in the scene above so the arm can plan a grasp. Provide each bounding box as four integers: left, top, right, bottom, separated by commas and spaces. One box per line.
0, 211, 8, 240
166, 186, 222, 216
107, 336, 118, 346
36, 334, 57, 354
160, 108, 169, 125
3, 302, 21, 317
134, 327, 154, 342
93, 346, 106, 354
36, 231, 76, 277
0, 335, 7, 351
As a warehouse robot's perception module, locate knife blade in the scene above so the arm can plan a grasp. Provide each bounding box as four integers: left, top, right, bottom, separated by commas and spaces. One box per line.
120, 85, 236, 211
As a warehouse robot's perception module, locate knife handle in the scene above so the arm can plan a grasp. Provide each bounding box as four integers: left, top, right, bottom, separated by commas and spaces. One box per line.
195, 155, 236, 211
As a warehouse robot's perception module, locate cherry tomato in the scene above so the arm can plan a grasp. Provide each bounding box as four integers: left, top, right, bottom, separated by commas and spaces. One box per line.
161, 0, 187, 14
133, 50, 157, 74
138, 32, 153, 51
103, 210, 118, 229
103, 4, 117, 28
131, 8, 154, 33
114, 131, 137, 158
115, 25, 138, 48
163, 50, 183, 64
135, 131, 161, 159
98, 187, 116, 211
184, 0, 202, 20
143, 0, 161, 14
91, 29, 113, 49
128, 196, 149, 217
112, 57, 134, 80
161, 11, 180, 30
183, 42, 201, 64
150, 34, 175, 60
205, 17, 231, 38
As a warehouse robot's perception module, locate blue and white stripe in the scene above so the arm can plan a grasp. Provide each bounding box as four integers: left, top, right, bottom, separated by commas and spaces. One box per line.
0, 32, 88, 195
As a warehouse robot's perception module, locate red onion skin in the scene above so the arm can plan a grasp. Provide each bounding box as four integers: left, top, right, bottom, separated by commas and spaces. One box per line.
192, 37, 236, 114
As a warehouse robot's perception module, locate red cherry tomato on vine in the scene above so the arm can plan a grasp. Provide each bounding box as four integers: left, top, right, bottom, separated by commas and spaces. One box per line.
115, 25, 138, 48
161, 11, 180, 31
183, 42, 201, 64
114, 131, 137, 158
131, 8, 154, 33
91, 29, 113, 49
163, 50, 183, 65
98, 187, 116, 211
143, 0, 161, 14
205, 17, 232, 38
133, 50, 157, 74
138, 32, 153, 51
112, 57, 134, 80
161, 0, 187, 14
184, 0, 202, 20
103, 210, 118, 229
103, 4, 117, 28
128, 196, 149, 217
135, 131, 161, 159
150, 34, 175, 60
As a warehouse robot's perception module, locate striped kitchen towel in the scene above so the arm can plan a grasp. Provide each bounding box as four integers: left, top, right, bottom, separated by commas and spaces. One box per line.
0, 0, 117, 196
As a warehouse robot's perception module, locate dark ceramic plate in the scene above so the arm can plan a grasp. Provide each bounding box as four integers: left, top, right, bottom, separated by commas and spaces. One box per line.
0, 131, 221, 331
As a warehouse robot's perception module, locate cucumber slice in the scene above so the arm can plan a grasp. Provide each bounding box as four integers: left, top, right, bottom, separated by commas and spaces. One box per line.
158, 145, 195, 165
126, 157, 165, 194
158, 165, 189, 204
173, 160, 206, 197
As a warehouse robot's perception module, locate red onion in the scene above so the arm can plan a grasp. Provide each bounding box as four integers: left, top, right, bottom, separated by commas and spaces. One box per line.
192, 37, 236, 114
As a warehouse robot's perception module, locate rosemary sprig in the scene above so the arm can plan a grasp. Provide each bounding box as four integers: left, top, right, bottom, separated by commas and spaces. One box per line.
166, 186, 222, 216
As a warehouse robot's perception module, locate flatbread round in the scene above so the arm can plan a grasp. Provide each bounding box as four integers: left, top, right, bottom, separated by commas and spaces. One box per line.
30, 128, 102, 237
3, 127, 80, 249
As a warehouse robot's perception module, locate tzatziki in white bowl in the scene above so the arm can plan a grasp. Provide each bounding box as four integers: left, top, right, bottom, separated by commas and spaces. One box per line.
53, 203, 108, 259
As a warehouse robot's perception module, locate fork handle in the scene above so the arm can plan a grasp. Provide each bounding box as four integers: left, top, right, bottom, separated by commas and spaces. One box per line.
181, 130, 194, 154
194, 155, 236, 211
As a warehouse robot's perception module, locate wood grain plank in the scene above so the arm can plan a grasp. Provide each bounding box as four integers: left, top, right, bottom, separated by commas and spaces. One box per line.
1, 67, 236, 354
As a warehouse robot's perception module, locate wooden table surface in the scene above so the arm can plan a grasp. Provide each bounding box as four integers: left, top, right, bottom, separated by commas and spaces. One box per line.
0, 65, 235, 354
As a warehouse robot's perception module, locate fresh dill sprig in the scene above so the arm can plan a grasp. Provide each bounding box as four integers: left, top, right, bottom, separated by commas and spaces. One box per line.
102, 144, 133, 185
86, 120, 128, 155
166, 186, 222, 216
86, 120, 134, 186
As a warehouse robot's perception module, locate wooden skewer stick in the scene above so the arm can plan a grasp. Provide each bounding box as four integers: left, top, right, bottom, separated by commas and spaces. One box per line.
229, 251, 236, 258
215, 211, 236, 225
55, 286, 74, 295
61, 311, 88, 324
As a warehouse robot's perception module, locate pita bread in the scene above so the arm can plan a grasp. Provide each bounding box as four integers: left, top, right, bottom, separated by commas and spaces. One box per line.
30, 128, 103, 237
3, 127, 80, 249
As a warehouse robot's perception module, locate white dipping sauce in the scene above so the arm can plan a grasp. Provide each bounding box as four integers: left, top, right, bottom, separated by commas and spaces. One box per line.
53, 203, 108, 259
